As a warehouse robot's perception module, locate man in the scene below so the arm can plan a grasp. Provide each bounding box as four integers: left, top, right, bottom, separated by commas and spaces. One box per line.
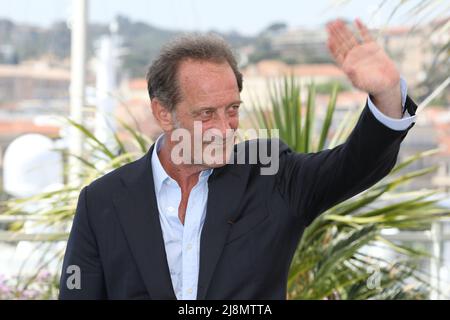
59, 19, 417, 299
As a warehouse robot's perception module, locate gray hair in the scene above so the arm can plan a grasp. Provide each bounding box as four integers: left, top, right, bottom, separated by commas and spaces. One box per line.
146, 34, 243, 112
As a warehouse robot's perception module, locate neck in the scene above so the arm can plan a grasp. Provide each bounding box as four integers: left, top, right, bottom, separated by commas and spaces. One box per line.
157, 136, 207, 191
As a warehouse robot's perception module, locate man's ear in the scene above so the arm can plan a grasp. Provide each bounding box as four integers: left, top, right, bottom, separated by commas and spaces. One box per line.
151, 98, 175, 131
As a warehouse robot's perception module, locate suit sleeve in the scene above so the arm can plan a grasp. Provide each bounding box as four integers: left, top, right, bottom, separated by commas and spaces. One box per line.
276, 96, 417, 227
59, 186, 107, 299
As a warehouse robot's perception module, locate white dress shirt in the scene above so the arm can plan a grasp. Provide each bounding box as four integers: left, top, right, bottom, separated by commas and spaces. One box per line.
151, 134, 213, 300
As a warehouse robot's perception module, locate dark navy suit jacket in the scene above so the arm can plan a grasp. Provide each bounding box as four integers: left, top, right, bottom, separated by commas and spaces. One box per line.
59, 97, 417, 299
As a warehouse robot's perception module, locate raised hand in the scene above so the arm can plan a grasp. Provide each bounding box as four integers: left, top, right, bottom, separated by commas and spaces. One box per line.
326, 19, 402, 119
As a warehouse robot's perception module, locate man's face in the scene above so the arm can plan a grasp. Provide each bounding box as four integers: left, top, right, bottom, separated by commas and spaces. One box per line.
168, 59, 241, 168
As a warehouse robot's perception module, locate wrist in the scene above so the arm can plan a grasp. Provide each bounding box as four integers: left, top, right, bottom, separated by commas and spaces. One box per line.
370, 81, 402, 119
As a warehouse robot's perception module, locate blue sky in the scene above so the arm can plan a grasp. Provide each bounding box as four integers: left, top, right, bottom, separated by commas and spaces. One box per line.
0, 0, 416, 35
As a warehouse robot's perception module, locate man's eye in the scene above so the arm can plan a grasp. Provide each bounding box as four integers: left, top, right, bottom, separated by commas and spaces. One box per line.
200, 110, 213, 118
228, 105, 240, 115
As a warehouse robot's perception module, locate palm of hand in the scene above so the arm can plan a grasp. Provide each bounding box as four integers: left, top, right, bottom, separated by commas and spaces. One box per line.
327, 19, 400, 96
342, 42, 400, 95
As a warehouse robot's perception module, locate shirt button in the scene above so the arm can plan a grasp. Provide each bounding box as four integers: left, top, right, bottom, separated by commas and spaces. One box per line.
187, 288, 192, 294
187, 243, 192, 251
167, 206, 175, 212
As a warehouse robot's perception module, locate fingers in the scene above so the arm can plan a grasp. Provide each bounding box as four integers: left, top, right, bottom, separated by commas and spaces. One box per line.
335, 20, 360, 49
327, 21, 351, 56
326, 22, 346, 66
326, 34, 345, 66
355, 18, 374, 43
326, 19, 359, 64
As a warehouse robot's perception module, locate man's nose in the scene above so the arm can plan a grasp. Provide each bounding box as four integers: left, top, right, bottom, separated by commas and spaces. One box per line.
215, 114, 232, 137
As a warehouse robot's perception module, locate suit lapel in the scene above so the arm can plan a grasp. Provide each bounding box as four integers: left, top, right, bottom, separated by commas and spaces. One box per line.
111, 142, 252, 300
112, 144, 177, 300
196, 158, 251, 299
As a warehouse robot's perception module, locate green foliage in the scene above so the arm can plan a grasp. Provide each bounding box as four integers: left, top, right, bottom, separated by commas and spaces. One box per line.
0, 114, 152, 299
246, 76, 449, 299
1, 77, 448, 299
1, 69, 449, 301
